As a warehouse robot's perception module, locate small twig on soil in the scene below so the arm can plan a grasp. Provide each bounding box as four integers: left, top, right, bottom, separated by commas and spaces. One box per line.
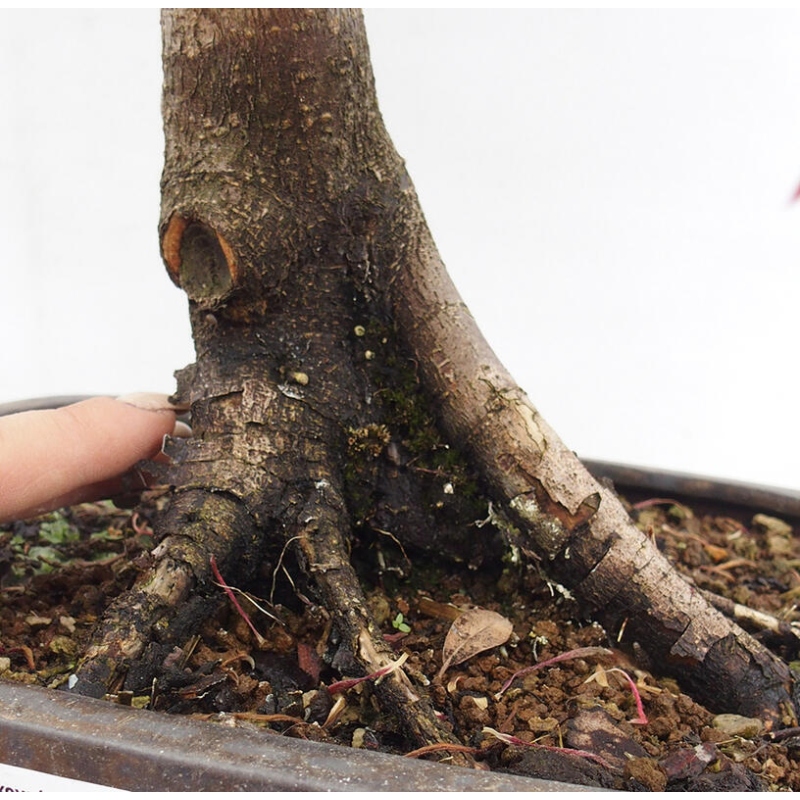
699, 557, 758, 584
417, 596, 463, 622
482, 726, 614, 770
327, 652, 409, 695
269, 535, 303, 605
494, 646, 612, 699
0, 644, 35, 671
657, 522, 730, 563
371, 526, 411, 568
700, 588, 800, 645
703, 557, 755, 572
765, 725, 800, 743
219, 584, 286, 627
219, 652, 256, 671
209, 554, 267, 647
403, 742, 483, 760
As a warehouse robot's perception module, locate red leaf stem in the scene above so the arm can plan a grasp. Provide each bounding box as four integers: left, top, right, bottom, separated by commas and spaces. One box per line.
209, 554, 266, 647
327, 653, 408, 695
495, 646, 611, 698
608, 667, 648, 725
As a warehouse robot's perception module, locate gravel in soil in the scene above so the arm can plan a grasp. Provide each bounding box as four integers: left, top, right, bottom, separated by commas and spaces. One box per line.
1, 489, 799, 790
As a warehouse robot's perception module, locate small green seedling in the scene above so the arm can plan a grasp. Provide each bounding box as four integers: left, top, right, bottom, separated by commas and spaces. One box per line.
392, 612, 411, 633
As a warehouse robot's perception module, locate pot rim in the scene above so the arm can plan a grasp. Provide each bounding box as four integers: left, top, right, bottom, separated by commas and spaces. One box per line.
0, 680, 590, 792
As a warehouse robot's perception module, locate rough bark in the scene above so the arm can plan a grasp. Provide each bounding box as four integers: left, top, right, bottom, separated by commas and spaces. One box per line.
71, 7, 796, 750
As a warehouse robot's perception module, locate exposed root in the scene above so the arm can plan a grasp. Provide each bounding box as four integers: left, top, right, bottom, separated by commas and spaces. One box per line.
701, 588, 800, 647
290, 474, 475, 765
69, 490, 259, 697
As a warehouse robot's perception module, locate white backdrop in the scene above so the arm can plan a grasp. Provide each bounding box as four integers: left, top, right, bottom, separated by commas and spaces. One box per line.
1, 10, 798, 491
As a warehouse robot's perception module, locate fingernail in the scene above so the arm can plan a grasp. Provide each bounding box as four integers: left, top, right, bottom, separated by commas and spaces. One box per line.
116, 392, 191, 412
172, 420, 192, 438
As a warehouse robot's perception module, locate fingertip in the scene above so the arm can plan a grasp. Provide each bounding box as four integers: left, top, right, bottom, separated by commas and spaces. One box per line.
0, 395, 182, 523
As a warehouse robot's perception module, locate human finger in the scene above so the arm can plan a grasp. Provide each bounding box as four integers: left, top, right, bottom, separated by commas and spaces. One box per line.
0, 394, 187, 523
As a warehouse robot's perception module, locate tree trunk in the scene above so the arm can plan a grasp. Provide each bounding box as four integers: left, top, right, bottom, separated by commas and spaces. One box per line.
71, 7, 796, 755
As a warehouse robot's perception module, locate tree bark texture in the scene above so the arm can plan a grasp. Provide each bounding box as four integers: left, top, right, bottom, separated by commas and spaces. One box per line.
71, 8, 796, 743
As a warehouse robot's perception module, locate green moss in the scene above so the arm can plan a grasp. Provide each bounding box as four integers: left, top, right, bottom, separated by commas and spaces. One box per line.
368, 324, 475, 477
346, 424, 391, 457
38, 513, 81, 545
343, 317, 491, 530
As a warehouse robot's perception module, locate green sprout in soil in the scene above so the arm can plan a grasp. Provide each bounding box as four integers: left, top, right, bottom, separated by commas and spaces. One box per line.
4, 511, 82, 580
392, 612, 411, 633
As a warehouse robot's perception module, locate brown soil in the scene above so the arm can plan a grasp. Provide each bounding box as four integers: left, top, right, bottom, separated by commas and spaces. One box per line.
1, 485, 799, 790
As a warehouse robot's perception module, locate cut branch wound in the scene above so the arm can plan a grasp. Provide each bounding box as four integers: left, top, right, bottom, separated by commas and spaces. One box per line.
162, 215, 239, 304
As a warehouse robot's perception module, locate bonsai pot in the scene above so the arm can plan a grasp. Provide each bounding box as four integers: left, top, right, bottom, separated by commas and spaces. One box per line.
0, 397, 797, 791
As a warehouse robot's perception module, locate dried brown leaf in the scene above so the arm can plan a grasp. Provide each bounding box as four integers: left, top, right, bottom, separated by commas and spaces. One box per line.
436, 606, 513, 681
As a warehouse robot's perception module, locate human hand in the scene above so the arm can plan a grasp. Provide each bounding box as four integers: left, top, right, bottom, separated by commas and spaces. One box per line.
0, 393, 190, 524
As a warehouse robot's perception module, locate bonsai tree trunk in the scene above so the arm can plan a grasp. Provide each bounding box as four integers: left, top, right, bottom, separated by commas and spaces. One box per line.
71, 8, 796, 750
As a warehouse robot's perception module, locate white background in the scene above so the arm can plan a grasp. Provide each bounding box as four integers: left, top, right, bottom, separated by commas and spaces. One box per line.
1, 10, 798, 491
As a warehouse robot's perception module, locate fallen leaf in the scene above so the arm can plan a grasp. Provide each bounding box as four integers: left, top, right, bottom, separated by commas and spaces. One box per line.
584, 664, 610, 688
436, 606, 513, 681
566, 707, 649, 771
660, 742, 718, 781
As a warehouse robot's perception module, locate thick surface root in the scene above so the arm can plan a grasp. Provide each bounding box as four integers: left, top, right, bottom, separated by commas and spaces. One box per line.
288, 475, 474, 764
69, 490, 259, 697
